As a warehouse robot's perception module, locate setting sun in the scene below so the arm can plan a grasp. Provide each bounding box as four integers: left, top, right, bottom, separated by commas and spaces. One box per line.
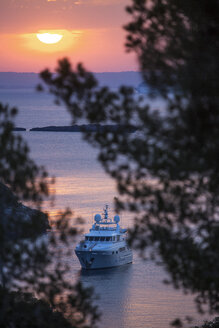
36, 33, 63, 44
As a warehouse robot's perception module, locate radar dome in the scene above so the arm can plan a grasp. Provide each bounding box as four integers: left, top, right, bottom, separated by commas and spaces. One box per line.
94, 214, 101, 223
114, 215, 120, 223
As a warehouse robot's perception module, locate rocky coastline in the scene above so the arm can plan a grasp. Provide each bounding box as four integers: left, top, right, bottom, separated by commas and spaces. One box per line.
0, 182, 50, 240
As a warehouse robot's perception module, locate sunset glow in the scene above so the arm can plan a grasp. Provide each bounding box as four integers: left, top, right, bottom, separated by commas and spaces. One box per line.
0, 0, 137, 72
36, 33, 63, 44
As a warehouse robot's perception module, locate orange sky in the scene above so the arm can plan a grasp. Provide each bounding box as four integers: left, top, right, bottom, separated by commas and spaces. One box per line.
0, 0, 138, 72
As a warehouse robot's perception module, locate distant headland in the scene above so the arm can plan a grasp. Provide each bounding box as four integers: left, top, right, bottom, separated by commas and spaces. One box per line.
30, 124, 137, 133
12, 124, 137, 133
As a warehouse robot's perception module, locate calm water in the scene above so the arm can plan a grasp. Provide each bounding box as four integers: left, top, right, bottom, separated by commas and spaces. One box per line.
0, 87, 208, 327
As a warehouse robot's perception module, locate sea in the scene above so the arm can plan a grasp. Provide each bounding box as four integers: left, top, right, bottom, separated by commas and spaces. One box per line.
0, 86, 209, 328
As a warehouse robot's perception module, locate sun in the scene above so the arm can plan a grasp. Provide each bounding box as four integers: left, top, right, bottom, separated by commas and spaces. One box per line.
36, 33, 63, 44
23, 30, 81, 53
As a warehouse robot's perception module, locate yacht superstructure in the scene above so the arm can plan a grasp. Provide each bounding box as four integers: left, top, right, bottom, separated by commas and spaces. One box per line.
75, 205, 133, 269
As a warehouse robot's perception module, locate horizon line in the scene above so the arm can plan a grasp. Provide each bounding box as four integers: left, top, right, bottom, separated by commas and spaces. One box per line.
0, 70, 140, 74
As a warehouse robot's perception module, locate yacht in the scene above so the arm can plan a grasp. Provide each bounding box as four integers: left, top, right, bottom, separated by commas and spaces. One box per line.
75, 205, 133, 269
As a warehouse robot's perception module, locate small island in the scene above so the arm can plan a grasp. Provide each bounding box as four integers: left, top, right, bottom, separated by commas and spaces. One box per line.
30, 124, 137, 133
12, 127, 26, 131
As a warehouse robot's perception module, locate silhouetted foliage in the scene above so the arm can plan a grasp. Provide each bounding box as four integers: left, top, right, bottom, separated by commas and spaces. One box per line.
193, 317, 219, 328
39, 0, 219, 326
0, 103, 49, 204
0, 104, 100, 327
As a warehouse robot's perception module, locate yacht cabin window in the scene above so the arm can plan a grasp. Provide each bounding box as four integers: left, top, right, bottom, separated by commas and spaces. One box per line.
86, 236, 113, 241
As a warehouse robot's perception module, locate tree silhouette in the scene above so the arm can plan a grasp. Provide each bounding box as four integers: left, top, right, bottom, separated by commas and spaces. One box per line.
39, 0, 219, 326
0, 103, 100, 327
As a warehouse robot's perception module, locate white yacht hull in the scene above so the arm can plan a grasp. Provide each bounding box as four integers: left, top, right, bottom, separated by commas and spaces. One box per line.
75, 249, 133, 269
75, 205, 133, 270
